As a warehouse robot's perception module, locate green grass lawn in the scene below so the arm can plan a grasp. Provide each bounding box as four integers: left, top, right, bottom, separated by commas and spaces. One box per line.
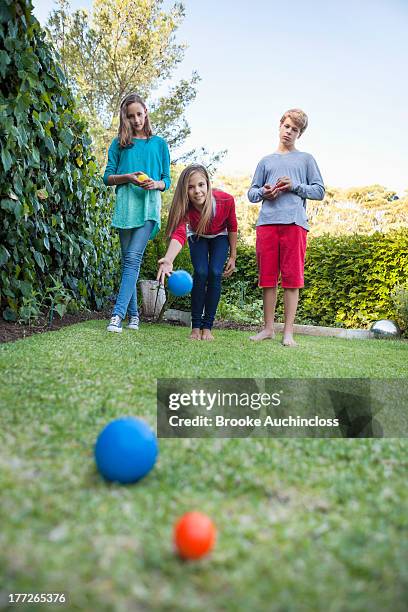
1, 321, 407, 611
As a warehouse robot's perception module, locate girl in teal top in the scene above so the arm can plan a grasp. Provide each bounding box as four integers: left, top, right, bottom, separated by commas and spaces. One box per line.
103, 93, 171, 333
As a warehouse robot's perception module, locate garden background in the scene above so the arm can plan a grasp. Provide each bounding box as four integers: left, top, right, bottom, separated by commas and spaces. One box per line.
1, 0, 407, 331
0, 1, 407, 610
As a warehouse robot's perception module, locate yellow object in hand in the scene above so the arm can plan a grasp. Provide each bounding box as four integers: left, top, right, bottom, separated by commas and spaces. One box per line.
137, 173, 149, 182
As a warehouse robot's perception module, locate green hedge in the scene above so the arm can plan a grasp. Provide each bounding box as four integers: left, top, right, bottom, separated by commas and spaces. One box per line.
302, 231, 408, 328
141, 230, 408, 329
0, 0, 118, 322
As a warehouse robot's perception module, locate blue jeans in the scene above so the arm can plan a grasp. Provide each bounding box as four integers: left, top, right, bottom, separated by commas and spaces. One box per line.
113, 221, 155, 319
188, 235, 229, 330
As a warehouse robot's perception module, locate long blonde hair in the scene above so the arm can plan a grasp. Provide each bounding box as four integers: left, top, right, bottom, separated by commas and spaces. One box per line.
118, 93, 153, 147
166, 165, 213, 238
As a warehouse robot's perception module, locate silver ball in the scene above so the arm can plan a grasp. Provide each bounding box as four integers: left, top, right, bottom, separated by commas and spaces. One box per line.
370, 319, 401, 339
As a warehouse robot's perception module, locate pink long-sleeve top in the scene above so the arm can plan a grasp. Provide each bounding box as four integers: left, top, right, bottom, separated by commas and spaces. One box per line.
171, 189, 238, 246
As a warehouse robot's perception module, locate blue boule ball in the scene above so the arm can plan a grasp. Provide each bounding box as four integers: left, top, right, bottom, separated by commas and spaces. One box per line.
168, 269, 193, 297
95, 417, 158, 484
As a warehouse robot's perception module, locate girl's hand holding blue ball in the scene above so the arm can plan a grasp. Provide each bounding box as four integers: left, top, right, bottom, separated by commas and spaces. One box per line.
167, 269, 193, 297
157, 257, 173, 286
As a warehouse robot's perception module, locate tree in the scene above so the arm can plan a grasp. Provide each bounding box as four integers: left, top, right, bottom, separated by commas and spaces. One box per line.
46, 0, 200, 165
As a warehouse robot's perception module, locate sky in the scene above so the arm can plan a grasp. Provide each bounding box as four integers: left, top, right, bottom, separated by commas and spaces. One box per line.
33, 0, 408, 194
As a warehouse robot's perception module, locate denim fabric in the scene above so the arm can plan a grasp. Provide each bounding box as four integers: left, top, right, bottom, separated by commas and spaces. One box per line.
112, 220, 155, 319
188, 235, 229, 329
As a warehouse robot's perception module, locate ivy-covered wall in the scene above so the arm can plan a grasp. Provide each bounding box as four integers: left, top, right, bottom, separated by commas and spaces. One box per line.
0, 0, 118, 322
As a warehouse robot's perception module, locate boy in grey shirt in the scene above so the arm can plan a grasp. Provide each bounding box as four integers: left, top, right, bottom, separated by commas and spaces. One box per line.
248, 109, 325, 346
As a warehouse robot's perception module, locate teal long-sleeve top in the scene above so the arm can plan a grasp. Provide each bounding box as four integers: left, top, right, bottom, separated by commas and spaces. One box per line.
103, 135, 171, 239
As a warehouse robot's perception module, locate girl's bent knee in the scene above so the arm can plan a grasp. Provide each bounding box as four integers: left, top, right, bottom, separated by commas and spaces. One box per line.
194, 269, 208, 282
208, 270, 223, 284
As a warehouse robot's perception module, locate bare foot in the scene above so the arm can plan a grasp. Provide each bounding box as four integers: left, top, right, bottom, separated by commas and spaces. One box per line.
249, 329, 275, 341
282, 334, 297, 347
190, 328, 201, 340
201, 329, 215, 341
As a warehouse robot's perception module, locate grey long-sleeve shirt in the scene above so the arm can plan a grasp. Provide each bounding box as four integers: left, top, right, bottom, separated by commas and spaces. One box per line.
247, 150, 325, 231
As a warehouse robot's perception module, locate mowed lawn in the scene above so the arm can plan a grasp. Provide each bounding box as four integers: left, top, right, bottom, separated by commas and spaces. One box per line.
0, 321, 407, 611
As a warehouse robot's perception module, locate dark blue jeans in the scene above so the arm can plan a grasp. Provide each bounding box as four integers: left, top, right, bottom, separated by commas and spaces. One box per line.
188, 235, 229, 330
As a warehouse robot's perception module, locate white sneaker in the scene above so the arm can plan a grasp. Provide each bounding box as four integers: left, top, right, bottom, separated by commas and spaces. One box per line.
127, 315, 139, 330
107, 315, 122, 333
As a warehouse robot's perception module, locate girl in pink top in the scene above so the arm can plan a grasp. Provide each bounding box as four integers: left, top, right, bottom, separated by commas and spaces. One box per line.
157, 164, 237, 340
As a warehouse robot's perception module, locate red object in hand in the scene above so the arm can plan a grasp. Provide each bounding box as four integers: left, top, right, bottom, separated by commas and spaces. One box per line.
174, 512, 216, 559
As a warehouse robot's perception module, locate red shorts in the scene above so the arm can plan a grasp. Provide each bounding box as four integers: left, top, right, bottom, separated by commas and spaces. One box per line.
256, 224, 307, 288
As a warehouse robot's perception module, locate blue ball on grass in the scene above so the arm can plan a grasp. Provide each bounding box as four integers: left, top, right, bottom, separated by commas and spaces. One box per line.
167, 270, 193, 297
95, 417, 158, 484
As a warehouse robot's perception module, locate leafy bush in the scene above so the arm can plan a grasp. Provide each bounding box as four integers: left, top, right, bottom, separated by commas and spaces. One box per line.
302, 231, 408, 328
0, 0, 118, 322
391, 284, 408, 336
217, 298, 264, 325
141, 229, 408, 328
